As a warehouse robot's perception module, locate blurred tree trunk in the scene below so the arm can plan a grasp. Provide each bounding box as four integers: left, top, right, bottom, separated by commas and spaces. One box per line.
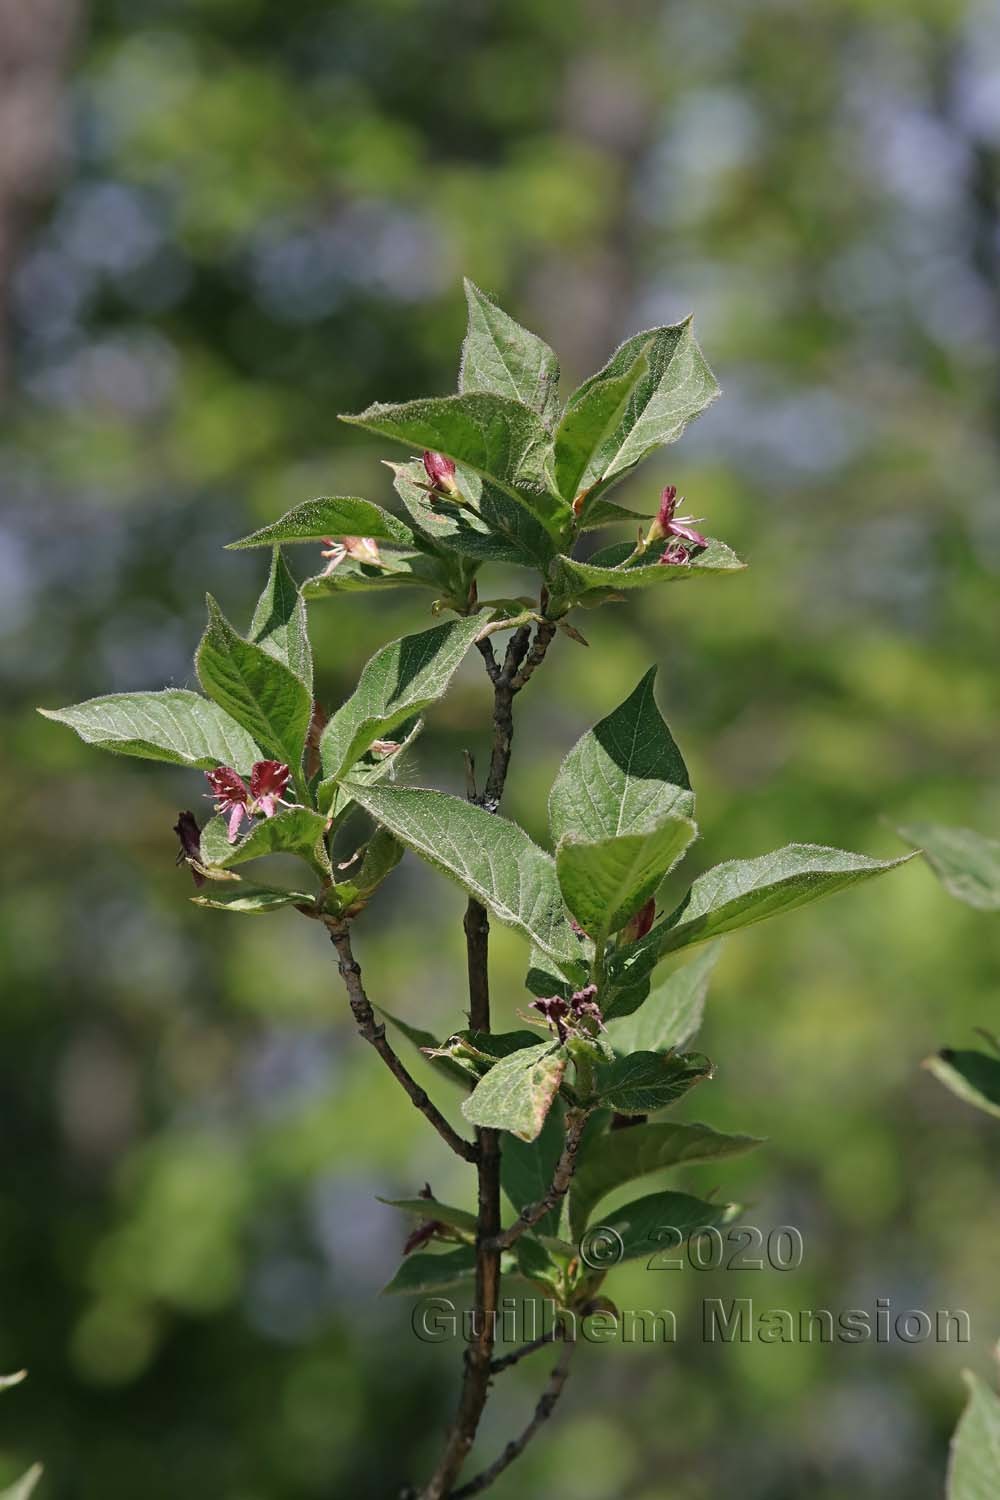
0, 0, 80, 390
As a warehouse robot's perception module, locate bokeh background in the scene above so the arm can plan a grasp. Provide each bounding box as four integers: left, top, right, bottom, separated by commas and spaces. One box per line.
2, 0, 999, 1496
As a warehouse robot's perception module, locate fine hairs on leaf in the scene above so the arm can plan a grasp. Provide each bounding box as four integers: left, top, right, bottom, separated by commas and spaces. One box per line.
39, 281, 918, 1500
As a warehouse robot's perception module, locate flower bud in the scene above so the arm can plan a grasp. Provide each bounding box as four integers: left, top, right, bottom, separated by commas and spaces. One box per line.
422, 450, 460, 498
621, 897, 656, 944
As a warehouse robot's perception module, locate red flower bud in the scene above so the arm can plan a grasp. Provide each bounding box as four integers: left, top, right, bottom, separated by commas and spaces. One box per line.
621, 897, 656, 944
422, 450, 459, 497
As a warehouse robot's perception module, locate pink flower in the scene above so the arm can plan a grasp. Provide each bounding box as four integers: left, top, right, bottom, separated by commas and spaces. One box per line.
320, 536, 382, 576
529, 983, 604, 1043
647, 485, 708, 558
421, 450, 459, 499
206, 760, 292, 842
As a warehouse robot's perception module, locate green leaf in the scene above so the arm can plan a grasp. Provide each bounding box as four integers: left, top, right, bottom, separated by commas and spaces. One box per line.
598, 1189, 735, 1263
1, 1465, 42, 1500
501, 1098, 566, 1237
0, 1374, 26, 1393
424, 1030, 543, 1084
191, 884, 314, 914
948, 1372, 1000, 1500
577, 496, 653, 532
318, 614, 489, 794
331, 827, 405, 910
556, 815, 697, 937
374, 1008, 471, 1089
341, 393, 568, 534
39, 690, 261, 772
595, 1051, 713, 1114
344, 783, 582, 968
897, 822, 1000, 912
559, 318, 719, 498
388, 459, 555, 570
196, 597, 312, 776
569, 1120, 762, 1240
549, 536, 745, 603
514, 1233, 563, 1292
645, 844, 914, 958
382, 1246, 477, 1295
248, 549, 312, 689
461, 1042, 567, 1142
606, 943, 722, 1045
549, 668, 694, 844
924, 1049, 1000, 1121
302, 553, 443, 596
227, 496, 416, 550
552, 350, 650, 503
200, 806, 331, 876
378, 1197, 478, 1238
460, 279, 561, 428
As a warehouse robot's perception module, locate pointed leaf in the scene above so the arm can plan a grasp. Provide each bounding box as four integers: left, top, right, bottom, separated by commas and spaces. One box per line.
39, 690, 261, 772
647, 845, 914, 957
897, 822, 1000, 912
501, 1098, 566, 1238
200, 806, 331, 875
302, 552, 443, 596
341, 393, 568, 534
461, 1042, 567, 1142
553, 350, 650, 503
460, 279, 560, 428
249, 549, 312, 689
549, 536, 745, 604
569, 1120, 762, 1240
595, 1050, 713, 1114
598, 1189, 735, 1262
549, 668, 694, 845
1, 1465, 42, 1500
191, 884, 314, 914
560, 318, 719, 497
607, 942, 722, 1044
378, 1197, 478, 1238
345, 783, 581, 967
374, 1008, 471, 1088
318, 614, 489, 794
382, 1246, 476, 1295
925, 1049, 1000, 1121
948, 1372, 1000, 1500
196, 597, 312, 776
556, 816, 697, 937
227, 496, 416, 549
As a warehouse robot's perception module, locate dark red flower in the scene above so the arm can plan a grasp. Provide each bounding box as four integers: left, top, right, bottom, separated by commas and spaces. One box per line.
648, 484, 708, 557
529, 984, 604, 1042
422, 450, 459, 498
249, 760, 291, 818
173, 810, 205, 886
206, 760, 292, 842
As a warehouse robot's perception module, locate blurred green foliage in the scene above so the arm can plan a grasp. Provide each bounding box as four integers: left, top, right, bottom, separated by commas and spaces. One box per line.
2, 0, 999, 1495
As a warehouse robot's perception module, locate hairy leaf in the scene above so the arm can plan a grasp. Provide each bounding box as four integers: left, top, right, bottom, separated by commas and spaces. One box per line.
556, 815, 697, 937
549, 668, 694, 844
595, 1051, 713, 1114
948, 1372, 1000, 1500
196, 597, 312, 775
897, 822, 1000, 911
388, 459, 555, 570
924, 1048, 1000, 1121
249, 549, 312, 689
553, 351, 650, 502
191, 884, 314, 914
501, 1099, 566, 1238
341, 392, 568, 534
560, 318, 719, 496
647, 844, 914, 957
228, 496, 416, 549
39, 690, 261, 772
569, 1120, 762, 1240
549, 536, 745, 603
461, 1042, 567, 1142
200, 806, 331, 875
345, 783, 581, 967
319, 614, 489, 794
302, 552, 443, 596
460, 279, 561, 429
597, 1189, 735, 1263
607, 942, 722, 1044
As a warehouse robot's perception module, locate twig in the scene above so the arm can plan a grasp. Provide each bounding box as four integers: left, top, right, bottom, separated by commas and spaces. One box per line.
510, 618, 557, 692
488, 1108, 588, 1251
326, 922, 478, 1164
451, 1336, 577, 1498
490, 1329, 558, 1373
